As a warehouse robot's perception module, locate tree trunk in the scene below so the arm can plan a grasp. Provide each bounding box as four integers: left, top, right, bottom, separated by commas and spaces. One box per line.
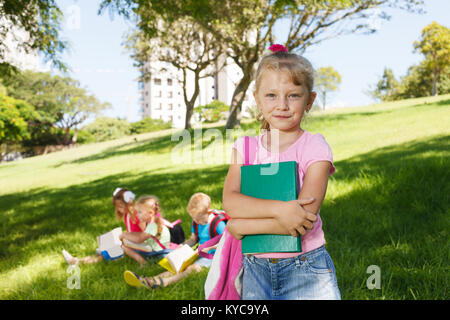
322, 91, 327, 110
184, 102, 195, 129
63, 127, 71, 145
182, 69, 201, 130
225, 73, 253, 129
432, 67, 438, 96
71, 130, 78, 144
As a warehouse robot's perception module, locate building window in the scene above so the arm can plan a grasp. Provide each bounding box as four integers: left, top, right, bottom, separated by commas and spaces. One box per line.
169, 115, 173, 122
154, 78, 161, 85
168, 91, 173, 98
167, 79, 173, 86
156, 90, 162, 97
168, 103, 173, 110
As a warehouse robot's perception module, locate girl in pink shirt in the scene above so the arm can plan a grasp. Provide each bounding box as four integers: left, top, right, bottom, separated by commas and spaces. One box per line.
62, 188, 145, 265
223, 45, 340, 299
112, 187, 146, 233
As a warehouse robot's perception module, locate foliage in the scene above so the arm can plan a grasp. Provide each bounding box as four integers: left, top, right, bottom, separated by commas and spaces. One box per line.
413, 22, 450, 95
123, 13, 226, 129
72, 129, 95, 144
83, 117, 131, 142
0, 0, 67, 72
1, 70, 110, 145
0, 94, 37, 144
371, 22, 450, 101
129, 117, 172, 134
100, 0, 424, 128
371, 68, 400, 102
194, 100, 229, 123
396, 62, 450, 99
315, 67, 342, 109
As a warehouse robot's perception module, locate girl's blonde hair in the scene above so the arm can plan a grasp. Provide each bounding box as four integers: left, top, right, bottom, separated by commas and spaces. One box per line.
136, 195, 164, 238
112, 188, 136, 222
254, 51, 315, 131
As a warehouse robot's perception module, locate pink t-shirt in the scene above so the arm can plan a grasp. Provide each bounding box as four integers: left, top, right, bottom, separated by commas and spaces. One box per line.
233, 130, 335, 258
124, 211, 144, 232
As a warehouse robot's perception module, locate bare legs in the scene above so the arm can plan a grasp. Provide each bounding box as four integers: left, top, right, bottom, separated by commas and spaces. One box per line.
144, 263, 203, 287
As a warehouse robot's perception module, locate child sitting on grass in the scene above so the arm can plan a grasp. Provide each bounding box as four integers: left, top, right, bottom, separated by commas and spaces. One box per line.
123, 192, 226, 289
62, 187, 144, 265
120, 195, 172, 266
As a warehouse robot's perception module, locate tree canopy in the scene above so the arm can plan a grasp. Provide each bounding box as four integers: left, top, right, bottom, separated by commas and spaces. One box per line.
413, 22, 450, 96
0, 0, 67, 72
100, 0, 424, 128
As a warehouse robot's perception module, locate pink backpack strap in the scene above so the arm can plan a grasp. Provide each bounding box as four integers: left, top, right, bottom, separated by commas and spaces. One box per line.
243, 136, 258, 165
150, 235, 167, 250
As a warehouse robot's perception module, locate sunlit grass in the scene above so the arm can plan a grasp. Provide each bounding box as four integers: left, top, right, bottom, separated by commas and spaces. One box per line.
0, 95, 449, 299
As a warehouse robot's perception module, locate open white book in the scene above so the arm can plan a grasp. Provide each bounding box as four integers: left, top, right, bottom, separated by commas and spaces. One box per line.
97, 227, 124, 260
159, 244, 198, 274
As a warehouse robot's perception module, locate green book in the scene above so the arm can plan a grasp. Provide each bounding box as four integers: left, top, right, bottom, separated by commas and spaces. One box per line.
240, 161, 302, 254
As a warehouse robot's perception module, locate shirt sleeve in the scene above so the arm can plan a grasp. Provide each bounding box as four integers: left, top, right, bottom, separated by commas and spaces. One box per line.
144, 222, 157, 236
232, 136, 245, 162
303, 133, 335, 175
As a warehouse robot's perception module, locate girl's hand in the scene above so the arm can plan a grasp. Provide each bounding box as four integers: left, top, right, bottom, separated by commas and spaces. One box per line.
200, 245, 218, 253
274, 198, 317, 237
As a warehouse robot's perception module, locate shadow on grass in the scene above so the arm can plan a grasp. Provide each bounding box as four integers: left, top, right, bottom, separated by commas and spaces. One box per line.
322, 134, 449, 299
1, 134, 448, 299
0, 165, 228, 274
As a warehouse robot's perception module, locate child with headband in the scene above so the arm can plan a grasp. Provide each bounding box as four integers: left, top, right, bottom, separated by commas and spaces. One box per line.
223, 44, 341, 299
62, 187, 144, 265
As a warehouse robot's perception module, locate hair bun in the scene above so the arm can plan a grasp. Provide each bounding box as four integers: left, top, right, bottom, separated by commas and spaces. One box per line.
269, 44, 287, 53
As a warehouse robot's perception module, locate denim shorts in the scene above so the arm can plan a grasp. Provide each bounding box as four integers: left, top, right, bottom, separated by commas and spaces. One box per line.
242, 245, 341, 300
132, 248, 173, 259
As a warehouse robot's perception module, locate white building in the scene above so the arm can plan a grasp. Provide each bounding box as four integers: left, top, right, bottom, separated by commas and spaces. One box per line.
139, 57, 255, 128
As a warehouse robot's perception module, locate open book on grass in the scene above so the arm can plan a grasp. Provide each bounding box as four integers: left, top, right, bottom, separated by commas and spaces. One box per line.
122, 238, 153, 252
97, 227, 124, 260
158, 244, 198, 274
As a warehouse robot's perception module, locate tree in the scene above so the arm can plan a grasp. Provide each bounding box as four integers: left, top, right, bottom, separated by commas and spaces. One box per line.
315, 67, 341, 109
2, 70, 110, 145
0, 0, 67, 72
129, 117, 171, 134
194, 100, 229, 123
83, 117, 130, 142
100, 0, 424, 128
124, 16, 226, 129
371, 67, 400, 102
413, 22, 450, 96
0, 94, 37, 145
397, 61, 450, 99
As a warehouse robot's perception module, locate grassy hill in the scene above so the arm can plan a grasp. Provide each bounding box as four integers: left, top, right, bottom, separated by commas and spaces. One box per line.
0, 94, 449, 300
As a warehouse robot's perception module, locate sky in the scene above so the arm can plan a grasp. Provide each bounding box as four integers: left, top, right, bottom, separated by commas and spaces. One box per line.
47, 0, 450, 122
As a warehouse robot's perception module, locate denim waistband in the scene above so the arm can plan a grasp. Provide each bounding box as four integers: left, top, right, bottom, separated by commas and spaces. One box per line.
244, 245, 326, 267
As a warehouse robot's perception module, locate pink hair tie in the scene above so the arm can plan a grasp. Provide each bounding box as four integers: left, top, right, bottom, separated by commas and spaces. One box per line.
269, 44, 287, 53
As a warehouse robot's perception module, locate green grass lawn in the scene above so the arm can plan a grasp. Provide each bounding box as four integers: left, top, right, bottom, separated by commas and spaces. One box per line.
0, 95, 449, 300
